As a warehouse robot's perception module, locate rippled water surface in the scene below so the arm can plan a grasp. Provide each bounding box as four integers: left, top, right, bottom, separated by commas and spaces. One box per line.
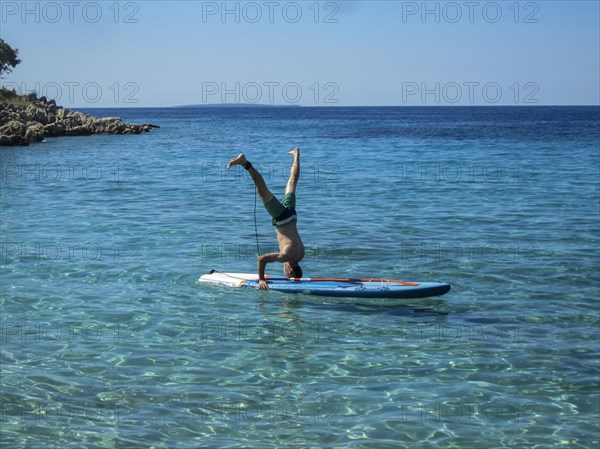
1, 106, 599, 448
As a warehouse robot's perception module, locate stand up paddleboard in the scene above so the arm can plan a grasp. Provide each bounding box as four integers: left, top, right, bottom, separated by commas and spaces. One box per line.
199, 270, 450, 299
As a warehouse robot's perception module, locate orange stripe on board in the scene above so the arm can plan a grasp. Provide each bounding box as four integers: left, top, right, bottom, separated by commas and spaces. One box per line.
253, 276, 420, 287
303, 278, 420, 287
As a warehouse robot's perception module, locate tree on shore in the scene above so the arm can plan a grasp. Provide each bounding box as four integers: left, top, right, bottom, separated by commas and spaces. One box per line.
0, 39, 21, 79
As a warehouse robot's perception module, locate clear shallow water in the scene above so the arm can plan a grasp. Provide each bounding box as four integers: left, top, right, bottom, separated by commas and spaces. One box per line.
1, 106, 598, 448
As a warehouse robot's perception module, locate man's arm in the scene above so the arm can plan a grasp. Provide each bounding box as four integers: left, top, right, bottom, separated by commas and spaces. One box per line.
257, 253, 285, 289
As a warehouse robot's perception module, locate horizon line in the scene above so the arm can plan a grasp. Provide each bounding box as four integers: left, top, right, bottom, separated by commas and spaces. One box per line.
71, 104, 600, 109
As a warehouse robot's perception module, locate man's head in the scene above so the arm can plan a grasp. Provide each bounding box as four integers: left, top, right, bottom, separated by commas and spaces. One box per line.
284, 262, 303, 279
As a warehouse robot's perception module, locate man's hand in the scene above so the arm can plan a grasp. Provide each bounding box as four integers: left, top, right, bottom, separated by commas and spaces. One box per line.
258, 253, 281, 288
288, 148, 300, 158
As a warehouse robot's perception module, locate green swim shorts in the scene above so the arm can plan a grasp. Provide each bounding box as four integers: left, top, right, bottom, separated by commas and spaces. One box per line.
264, 193, 297, 228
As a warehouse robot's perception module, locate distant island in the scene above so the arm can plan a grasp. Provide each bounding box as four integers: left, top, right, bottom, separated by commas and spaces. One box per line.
172, 103, 302, 108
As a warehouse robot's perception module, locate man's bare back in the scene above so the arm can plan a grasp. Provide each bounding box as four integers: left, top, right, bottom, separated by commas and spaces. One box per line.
276, 222, 305, 264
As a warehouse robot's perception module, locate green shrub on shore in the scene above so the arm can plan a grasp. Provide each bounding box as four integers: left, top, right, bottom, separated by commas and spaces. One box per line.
0, 87, 37, 105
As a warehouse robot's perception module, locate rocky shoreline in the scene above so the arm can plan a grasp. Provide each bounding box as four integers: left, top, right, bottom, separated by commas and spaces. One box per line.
0, 96, 159, 146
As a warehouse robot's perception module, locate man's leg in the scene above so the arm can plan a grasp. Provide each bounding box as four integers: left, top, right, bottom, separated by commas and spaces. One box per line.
227, 153, 274, 204
285, 148, 300, 195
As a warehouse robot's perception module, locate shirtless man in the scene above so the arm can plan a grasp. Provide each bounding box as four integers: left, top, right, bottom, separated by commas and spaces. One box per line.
227, 148, 305, 290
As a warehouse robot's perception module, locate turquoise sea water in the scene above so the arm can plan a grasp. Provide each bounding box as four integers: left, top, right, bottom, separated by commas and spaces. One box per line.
1, 106, 599, 448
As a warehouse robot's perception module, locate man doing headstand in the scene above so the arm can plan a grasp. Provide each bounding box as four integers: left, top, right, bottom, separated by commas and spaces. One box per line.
227, 148, 305, 290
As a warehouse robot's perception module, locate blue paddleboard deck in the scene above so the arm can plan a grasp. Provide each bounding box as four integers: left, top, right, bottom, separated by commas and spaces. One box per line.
198, 271, 451, 299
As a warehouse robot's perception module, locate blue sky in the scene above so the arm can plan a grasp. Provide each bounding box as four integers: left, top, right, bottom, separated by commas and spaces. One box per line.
1, 0, 599, 106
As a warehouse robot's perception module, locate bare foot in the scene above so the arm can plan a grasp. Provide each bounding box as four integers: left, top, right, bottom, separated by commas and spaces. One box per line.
288, 148, 300, 157
227, 153, 247, 170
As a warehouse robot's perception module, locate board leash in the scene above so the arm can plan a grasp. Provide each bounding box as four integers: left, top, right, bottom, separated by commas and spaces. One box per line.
254, 187, 260, 257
